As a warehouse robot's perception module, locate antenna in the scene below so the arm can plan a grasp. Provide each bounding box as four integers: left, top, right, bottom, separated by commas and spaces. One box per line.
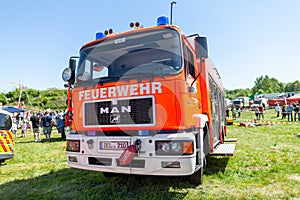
170, 1, 177, 25
9, 81, 32, 108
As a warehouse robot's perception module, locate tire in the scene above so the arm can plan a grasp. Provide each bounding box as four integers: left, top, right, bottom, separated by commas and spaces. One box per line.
221, 127, 225, 144
189, 123, 208, 185
203, 123, 210, 155
189, 167, 203, 185
103, 172, 117, 178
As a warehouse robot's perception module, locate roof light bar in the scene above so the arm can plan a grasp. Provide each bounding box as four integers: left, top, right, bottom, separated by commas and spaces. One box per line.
95, 32, 105, 40
157, 16, 169, 26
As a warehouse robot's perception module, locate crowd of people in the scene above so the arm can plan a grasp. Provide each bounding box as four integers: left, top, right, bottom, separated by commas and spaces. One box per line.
12, 109, 67, 142
226, 101, 300, 122
278, 102, 300, 122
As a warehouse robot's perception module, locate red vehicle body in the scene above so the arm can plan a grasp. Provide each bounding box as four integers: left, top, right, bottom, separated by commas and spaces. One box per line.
62, 16, 235, 184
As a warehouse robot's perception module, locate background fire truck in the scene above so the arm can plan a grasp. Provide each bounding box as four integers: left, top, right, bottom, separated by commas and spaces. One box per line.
62, 16, 235, 184
0, 109, 14, 164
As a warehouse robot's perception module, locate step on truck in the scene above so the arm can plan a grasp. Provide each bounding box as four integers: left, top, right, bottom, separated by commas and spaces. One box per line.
0, 109, 14, 164
62, 16, 236, 185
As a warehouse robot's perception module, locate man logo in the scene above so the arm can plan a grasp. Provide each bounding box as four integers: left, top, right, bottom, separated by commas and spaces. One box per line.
100, 106, 131, 114
110, 115, 120, 123
86, 139, 94, 149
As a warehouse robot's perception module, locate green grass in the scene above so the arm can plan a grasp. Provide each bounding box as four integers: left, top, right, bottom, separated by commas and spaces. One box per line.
0, 110, 300, 199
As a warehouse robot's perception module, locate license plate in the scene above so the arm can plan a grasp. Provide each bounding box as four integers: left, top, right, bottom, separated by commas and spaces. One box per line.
99, 141, 129, 150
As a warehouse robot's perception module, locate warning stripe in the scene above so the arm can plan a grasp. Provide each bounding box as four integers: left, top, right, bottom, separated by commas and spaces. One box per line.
0, 130, 13, 153
6, 130, 14, 142
0, 141, 9, 152
234, 118, 300, 125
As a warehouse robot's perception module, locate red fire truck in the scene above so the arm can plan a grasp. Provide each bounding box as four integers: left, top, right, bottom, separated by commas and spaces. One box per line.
62, 16, 235, 184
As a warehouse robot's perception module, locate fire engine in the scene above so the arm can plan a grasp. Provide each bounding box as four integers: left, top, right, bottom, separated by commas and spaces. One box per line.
62, 16, 235, 184
0, 109, 14, 164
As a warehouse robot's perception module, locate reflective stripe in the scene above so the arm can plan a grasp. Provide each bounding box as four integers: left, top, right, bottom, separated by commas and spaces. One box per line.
6, 130, 14, 143
0, 130, 13, 153
0, 143, 8, 152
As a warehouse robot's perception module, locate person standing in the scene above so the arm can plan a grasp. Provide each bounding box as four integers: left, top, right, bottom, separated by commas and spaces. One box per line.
258, 105, 264, 120
55, 113, 66, 141
12, 118, 18, 140
41, 111, 54, 142
30, 111, 41, 142
298, 101, 300, 122
237, 107, 241, 118
282, 105, 287, 119
231, 106, 237, 119
255, 106, 260, 120
293, 102, 299, 122
275, 103, 281, 118
286, 103, 294, 122
21, 121, 27, 138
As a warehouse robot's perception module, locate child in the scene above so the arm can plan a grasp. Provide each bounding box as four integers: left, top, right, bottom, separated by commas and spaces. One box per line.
12, 118, 18, 140
21, 121, 27, 138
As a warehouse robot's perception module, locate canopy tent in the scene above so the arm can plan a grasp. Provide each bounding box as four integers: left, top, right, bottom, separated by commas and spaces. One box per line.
287, 93, 300, 103
1, 106, 27, 113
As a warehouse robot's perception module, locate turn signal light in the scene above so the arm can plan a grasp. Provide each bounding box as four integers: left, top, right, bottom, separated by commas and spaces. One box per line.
66, 140, 80, 152
182, 142, 194, 154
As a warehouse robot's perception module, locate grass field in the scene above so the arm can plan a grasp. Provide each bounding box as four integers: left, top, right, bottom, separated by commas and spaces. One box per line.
0, 109, 300, 199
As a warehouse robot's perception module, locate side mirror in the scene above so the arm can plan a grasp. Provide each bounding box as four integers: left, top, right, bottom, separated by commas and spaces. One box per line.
69, 58, 77, 72
62, 57, 78, 85
195, 37, 208, 59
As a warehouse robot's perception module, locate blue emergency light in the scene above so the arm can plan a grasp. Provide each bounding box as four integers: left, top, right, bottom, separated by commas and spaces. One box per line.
96, 32, 105, 40
157, 16, 169, 26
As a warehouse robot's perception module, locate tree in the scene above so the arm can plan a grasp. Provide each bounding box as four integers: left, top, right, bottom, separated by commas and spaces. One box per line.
284, 80, 300, 92
225, 88, 251, 99
252, 75, 284, 94
0, 93, 8, 105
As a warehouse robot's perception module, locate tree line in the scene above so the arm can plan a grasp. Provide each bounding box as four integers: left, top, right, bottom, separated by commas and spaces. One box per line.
0, 87, 67, 111
226, 75, 300, 99
0, 75, 299, 110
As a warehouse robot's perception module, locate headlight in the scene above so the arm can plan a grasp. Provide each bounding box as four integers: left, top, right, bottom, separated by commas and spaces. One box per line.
62, 68, 73, 82
161, 143, 170, 152
170, 142, 182, 153
66, 140, 80, 152
155, 141, 193, 155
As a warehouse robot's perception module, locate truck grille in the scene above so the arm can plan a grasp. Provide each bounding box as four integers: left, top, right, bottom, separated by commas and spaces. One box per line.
84, 96, 154, 127
116, 159, 145, 168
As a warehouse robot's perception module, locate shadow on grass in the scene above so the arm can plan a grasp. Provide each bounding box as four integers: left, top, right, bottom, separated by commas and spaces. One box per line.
204, 156, 230, 175
0, 168, 193, 200
14, 137, 65, 144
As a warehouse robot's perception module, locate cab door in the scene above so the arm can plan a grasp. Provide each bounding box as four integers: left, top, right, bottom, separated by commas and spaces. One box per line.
184, 41, 199, 119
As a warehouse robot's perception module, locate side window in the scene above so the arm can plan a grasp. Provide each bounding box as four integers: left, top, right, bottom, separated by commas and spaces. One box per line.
187, 47, 195, 78
184, 42, 196, 79
0, 113, 12, 130
77, 60, 91, 81
92, 63, 108, 79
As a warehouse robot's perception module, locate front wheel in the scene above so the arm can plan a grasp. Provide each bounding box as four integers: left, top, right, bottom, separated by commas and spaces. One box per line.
188, 167, 203, 185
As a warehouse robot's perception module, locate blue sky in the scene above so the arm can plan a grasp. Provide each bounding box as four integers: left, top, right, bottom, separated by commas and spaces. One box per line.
0, 0, 299, 92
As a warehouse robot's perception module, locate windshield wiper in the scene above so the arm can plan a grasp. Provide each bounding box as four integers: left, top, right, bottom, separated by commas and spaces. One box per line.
121, 72, 165, 81
97, 76, 120, 85
99, 76, 120, 80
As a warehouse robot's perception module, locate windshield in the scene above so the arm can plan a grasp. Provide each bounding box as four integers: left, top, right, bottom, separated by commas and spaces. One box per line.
75, 28, 182, 86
